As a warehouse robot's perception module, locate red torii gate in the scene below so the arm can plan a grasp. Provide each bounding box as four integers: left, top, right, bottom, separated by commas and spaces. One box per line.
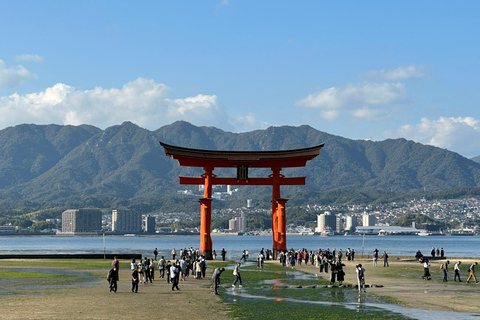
160, 142, 324, 260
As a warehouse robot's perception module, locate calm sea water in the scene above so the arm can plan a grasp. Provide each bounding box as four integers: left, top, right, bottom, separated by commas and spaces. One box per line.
1, 234, 480, 260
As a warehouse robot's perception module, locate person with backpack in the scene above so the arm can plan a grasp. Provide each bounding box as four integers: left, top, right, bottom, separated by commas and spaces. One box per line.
107, 266, 119, 293
142, 257, 151, 283
466, 262, 478, 283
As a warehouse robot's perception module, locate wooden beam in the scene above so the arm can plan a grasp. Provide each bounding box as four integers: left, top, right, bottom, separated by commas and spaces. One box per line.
179, 176, 306, 186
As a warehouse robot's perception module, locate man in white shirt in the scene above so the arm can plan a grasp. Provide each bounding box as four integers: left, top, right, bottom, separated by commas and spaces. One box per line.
454, 261, 462, 282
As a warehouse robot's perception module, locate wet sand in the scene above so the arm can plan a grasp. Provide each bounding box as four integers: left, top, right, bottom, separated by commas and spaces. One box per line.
1, 257, 479, 319
291, 256, 480, 314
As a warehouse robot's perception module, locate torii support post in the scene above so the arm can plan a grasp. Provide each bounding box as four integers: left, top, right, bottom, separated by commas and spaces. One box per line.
271, 167, 281, 256
273, 198, 288, 259
199, 197, 213, 260
199, 166, 214, 260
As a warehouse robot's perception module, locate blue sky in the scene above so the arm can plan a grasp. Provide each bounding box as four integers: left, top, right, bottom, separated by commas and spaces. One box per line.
1, 1, 479, 157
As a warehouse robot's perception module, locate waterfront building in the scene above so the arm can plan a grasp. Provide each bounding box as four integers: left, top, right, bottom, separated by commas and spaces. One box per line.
356, 225, 420, 235
362, 213, 376, 226
0, 225, 16, 233
62, 209, 102, 234
336, 216, 345, 233
145, 215, 156, 233
345, 216, 357, 233
229, 213, 246, 232
316, 211, 336, 233
112, 209, 142, 233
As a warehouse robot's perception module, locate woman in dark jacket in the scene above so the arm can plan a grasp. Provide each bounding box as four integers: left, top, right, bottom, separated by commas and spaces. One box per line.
329, 260, 337, 285
336, 261, 346, 285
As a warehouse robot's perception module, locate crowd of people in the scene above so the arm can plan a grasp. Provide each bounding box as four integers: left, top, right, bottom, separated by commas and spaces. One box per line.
105, 245, 478, 296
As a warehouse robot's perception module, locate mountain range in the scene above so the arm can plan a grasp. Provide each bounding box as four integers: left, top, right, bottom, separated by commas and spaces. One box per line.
1, 121, 480, 214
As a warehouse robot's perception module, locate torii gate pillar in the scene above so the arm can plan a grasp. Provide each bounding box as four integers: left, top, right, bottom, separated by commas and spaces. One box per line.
273, 197, 288, 260
199, 166, 214, 260
199, 197, 213, 260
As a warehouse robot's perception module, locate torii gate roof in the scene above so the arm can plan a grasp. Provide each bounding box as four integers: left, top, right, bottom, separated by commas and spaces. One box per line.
160, 142, 324, 168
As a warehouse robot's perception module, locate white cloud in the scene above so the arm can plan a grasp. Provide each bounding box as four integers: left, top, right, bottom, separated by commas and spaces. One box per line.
15, 54, 44, 62
229, 113, 269, 132
296, 82, 407, 121
217, 0, 229, 7
0, 59, 37, 87
0, 77, 252, 132
364, 65, 424, 81
393, 117, 480, 158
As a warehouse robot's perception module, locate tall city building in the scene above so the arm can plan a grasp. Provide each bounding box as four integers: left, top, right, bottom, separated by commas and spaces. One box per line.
62, 209, 102, 234
145, 215, 156, 233
229, 212, 246, 232
112, 210, 142, 233
345, 216, 358, 232
316, 211, 336, 233
336, 216, 345, 233
362, 214, 376, 227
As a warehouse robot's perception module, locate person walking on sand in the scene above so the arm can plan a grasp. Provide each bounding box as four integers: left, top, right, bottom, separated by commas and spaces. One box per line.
442, 260, 450, 282
232, 262, 242, 288
131, 267, 139, 293
454, 261, 462, 282
356, 264, 366, 293
382, 251, 389, 267
466, 262, 478, 283
107, 266, 119, 293
170, 260, 180, 291
171, 248, 177, 260
373, 249, 378, 267
153, 248, 158, 260
422, 259, 431, 280
158, 256, 166, 278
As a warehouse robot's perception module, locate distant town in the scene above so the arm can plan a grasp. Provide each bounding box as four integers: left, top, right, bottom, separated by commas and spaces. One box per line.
1, 196, 479, 236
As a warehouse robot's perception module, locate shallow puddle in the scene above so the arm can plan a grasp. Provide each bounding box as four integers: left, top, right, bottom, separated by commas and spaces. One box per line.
226, 290, 479, 319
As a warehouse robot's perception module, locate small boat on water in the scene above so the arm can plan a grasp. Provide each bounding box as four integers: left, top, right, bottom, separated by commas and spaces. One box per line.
417, 231, 432, 236
320, 227, 334, 237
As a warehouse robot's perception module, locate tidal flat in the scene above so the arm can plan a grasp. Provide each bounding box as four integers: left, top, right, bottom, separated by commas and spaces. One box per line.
0, 258, 479, 319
